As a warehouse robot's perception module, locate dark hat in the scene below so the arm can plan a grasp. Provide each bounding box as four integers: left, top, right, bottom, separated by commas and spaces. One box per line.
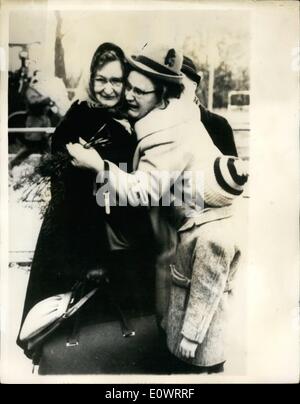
181, 56, 201, 86
127, 43, 183, 83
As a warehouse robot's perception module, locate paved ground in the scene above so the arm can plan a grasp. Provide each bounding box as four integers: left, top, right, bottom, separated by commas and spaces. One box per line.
4, 262, 246, 381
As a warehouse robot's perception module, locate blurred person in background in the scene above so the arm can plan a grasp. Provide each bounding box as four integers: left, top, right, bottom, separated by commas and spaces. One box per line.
181, 56, 238, 157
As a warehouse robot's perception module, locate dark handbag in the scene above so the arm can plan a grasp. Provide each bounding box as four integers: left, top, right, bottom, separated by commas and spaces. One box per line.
37, 279, 173, 375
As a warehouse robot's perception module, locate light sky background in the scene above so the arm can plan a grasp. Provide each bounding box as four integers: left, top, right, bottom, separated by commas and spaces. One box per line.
9, 9, 250, 83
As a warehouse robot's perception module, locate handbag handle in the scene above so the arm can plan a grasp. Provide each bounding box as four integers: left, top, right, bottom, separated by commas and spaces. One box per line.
65, 284, 99, 347
27, 284, 98, 352
64, 287, 98, 319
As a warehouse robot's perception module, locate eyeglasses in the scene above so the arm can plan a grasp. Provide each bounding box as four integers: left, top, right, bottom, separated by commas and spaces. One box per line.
125, 83, 156, 98
94, 76, 123, 88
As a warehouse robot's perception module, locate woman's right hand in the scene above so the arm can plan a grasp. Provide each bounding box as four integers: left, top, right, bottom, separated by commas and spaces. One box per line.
66, 138, 104, 172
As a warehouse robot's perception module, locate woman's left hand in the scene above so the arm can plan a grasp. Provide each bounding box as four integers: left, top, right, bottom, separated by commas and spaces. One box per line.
66, 138, 104, 172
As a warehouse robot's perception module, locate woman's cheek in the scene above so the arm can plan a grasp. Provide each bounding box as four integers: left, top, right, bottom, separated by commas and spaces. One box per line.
116, 86, 124, 101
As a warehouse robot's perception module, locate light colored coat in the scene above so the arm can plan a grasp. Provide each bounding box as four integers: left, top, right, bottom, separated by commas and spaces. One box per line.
106, 96, 221, 245
166, 200, 247, 367
104, 97, 223, 320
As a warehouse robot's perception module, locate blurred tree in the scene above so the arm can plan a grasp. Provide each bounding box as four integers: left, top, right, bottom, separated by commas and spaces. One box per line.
183, 27, 249, 110
235, 68, 250, 91
213, 62, 235, 108
54, 12, 82, 99
196, 64, 249, 109
196, 64, 209, 106
54, 11, 67, 87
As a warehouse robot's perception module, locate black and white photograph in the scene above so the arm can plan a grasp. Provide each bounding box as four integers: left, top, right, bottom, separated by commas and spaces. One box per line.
0, 0, 299, 384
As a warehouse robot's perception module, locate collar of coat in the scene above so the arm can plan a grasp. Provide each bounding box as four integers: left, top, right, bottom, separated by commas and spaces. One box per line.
178, 197, 248, 232
134, 93, 201, 142
178, 205, 233, 232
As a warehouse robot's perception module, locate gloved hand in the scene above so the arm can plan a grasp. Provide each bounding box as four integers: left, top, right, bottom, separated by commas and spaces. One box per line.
86, 267, 108, 284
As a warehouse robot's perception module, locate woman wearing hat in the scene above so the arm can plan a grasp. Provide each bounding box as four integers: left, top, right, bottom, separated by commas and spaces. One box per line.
17, 42, 157, 371
68, 43, 248, 373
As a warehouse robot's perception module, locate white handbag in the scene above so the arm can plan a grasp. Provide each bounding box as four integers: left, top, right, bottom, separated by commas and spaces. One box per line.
19, 283, 98, 344
20, 292, 73, 342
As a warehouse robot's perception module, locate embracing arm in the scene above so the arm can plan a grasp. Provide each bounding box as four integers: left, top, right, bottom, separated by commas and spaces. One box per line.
106, 134, 186, 206
67, 129, 189, 206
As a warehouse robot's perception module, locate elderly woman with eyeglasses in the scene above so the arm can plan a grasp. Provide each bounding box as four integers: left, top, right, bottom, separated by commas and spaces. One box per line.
17, 43, 157, 369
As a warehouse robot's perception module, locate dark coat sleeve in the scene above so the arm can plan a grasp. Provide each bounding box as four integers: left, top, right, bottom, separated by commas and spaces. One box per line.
200, 104, 238, 157
50, 100, 82, 153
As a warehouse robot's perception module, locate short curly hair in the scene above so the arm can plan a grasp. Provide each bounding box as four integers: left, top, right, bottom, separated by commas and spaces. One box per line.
153, 79, 184, 106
